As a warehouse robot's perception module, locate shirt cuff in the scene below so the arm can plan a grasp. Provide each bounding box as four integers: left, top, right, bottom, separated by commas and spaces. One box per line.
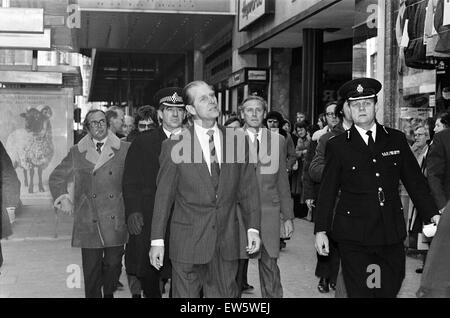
151, 239, 164, 247
248, 228, 259, 235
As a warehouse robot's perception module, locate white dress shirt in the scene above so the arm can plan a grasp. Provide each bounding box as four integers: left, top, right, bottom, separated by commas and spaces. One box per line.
355, 123, 377, 145
194, 122, 222, 174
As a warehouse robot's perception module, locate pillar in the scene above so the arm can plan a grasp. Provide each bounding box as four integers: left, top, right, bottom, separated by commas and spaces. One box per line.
301, 29, 323, 123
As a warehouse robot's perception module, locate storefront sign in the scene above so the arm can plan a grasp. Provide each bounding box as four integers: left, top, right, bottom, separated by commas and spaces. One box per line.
247, 69, 268, 81
228, 69, 246, 88
238, 0, 274, 31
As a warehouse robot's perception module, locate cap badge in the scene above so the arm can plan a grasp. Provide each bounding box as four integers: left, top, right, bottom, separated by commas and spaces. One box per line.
357, 84, 364, 94
171, 92, 179, 103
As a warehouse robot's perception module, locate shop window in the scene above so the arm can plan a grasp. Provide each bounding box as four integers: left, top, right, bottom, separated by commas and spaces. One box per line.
394, 0, 450, 143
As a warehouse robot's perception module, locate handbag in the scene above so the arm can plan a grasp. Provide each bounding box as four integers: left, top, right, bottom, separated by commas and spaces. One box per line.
1, 208, 13, 239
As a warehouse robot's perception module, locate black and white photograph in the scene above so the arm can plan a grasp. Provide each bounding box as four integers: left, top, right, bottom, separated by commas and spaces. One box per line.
1, 0, 450, 303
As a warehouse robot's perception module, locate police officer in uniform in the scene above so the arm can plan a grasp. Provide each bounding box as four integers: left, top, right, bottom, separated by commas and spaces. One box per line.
314, 78, 441, 298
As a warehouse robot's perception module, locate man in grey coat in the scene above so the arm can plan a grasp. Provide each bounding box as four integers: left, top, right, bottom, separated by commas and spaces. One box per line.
49, 109, 130, 298
240, 95, 294, 298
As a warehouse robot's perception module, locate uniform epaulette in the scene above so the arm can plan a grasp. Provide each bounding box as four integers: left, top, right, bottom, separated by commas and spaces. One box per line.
382, 125, 390, 135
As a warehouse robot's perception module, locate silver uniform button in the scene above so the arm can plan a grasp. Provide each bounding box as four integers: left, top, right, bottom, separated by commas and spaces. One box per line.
352, 167, 356, 170
373, 159, 377, 163
376, 173, 380, 177
378, 187, 383, 191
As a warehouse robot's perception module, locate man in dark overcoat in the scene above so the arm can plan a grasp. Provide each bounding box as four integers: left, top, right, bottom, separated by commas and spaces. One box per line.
122, 87, 186, 297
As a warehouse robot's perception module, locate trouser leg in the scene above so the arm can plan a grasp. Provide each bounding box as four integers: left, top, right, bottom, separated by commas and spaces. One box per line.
258, 245, 283, 298
81, 248, 103, 298
102, 246, 124, 296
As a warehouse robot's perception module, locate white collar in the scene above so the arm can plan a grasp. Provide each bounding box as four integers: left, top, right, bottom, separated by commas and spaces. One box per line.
93, 137, 107, 145
355, 123, 377, 143
246, 128, 262, 143
163, 127, 182, 138
194, 122, 219, 135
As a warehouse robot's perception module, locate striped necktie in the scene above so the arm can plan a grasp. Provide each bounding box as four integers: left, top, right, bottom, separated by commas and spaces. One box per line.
207, 129, 220, 193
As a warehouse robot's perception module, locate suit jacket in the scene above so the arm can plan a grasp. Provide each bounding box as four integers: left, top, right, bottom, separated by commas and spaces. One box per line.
49, 132, 130, 248
240, 129, 294, 258
427, 128, 450, 210
151, 125, 261, 264
315, 124, 437, 246
1, 141, 20, 239
122, 127, 168, 276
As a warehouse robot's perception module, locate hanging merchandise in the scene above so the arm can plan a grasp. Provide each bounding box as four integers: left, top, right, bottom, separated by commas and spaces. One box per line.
434, 0, 450, 53
405, 0, 436, 69
425, 0, 450, 57
444, 0, 450, 25
396, 0, 408, 74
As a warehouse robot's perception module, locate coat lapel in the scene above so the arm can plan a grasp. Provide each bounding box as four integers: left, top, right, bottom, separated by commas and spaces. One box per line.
77, 134, 99, 166
374, 124, 390, 155
217, 125, 230, 197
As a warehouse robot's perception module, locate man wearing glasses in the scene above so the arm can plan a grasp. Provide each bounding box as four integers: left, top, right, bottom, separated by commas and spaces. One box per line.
49, 109, 130, 298
122, 87, 186, 297
314, 78, 440, 297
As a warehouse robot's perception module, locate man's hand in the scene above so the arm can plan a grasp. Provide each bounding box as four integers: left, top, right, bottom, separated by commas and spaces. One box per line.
246, 231, 261, 255
55, 196, 73, 215
315, 232, 329, 256
149, 246, 164, 270
432, 214, 441, 226
306, 199, 315, 210
127, 213, 144, 235
284, 219, 294, 238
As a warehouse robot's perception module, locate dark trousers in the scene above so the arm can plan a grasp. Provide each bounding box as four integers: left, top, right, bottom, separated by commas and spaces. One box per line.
0, 242, 3, 267
138, 266, 162, 298
81, 246, 124, 298
339, 242, 405, 298
315, 238, 340, 283
171, 247, 239, 298
258, 244, 283, 298
236, 259, 249, 297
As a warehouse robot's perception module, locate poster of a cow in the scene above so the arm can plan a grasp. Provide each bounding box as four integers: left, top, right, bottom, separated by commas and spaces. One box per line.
0, 89, 73, 205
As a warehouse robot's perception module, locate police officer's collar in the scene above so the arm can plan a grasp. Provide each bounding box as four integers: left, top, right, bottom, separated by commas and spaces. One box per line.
346, 122, 389, 140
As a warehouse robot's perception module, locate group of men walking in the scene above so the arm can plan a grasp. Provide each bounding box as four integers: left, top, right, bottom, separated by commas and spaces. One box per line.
48, 77, 441, 298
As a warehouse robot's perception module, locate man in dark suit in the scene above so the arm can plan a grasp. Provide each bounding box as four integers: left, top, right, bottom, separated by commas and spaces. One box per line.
150, 80, 261, 298
427, 127, 450, 213
123, 87, 186, 298
240, 95, 294, 298
314, 78, 440, 298
1, 141, 21, 267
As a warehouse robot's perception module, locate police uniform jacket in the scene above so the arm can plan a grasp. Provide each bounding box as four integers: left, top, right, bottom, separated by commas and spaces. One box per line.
49, 131, 130, 248
314, 124, 437, 246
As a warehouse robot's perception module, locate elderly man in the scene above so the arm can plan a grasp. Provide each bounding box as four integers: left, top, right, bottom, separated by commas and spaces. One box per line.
106, 106, 126, 139
122, 115, 135, 138
149, 81, 261, 298
239, 95, 294, 298
123, 87, 186, 298
314, 78, 440, 298
49, 109, 130, 298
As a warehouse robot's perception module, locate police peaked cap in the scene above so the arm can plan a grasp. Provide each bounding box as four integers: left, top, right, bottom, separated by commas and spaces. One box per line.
338, 78, 382, 102
154, 87, 185, 109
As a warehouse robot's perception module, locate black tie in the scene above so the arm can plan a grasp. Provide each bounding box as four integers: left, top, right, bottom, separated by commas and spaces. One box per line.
366, 130, 375, 153
255, 133, 260, 157
207, 130, 220, 193
96, 142, 104, 154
